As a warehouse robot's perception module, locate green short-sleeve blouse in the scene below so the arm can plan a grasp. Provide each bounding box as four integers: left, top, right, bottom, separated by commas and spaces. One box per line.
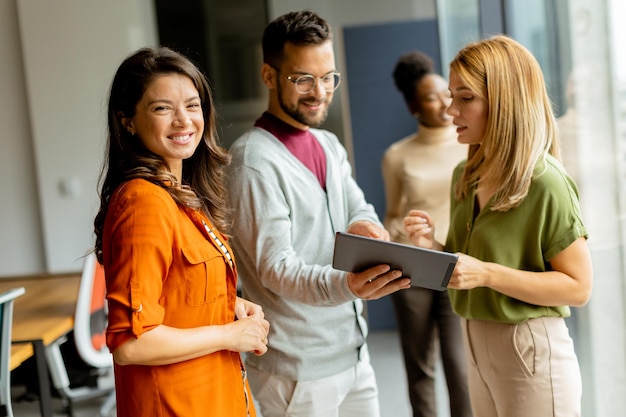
446, 155, 588, 323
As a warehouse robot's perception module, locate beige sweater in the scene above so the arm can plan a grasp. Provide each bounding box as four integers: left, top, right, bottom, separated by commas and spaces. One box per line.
382, 124, 467, 245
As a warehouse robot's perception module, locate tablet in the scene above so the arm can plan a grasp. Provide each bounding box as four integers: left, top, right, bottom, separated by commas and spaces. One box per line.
332, 232, 457, 291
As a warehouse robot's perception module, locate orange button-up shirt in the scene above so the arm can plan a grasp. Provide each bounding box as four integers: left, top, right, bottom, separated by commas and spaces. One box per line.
102, 179, 255, 417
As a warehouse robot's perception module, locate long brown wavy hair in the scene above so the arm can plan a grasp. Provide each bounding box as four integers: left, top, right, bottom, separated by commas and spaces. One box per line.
93, 47, 231, 263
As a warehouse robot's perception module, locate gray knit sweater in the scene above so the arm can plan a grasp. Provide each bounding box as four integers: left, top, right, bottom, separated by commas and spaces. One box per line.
227, 126, 381, 380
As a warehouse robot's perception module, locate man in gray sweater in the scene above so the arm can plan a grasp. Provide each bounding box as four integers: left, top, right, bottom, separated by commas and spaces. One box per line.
227, 10, 410, 417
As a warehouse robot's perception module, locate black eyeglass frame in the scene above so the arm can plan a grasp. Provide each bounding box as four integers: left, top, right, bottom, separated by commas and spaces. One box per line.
270, 65, 342, 94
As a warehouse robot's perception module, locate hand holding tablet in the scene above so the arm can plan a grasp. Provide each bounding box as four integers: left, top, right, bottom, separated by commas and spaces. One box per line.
332, 232, 458, 291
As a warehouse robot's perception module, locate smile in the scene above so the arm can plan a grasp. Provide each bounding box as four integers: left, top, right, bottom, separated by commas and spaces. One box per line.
168, 133, 194, 143
300, 99, 325, 110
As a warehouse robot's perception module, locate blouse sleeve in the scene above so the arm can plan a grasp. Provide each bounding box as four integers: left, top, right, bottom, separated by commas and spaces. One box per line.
539, 161, 588, 261
103, 182, 174, 352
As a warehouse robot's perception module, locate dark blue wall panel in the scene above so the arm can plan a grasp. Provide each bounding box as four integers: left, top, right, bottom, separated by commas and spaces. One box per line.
343, 19, 441, 330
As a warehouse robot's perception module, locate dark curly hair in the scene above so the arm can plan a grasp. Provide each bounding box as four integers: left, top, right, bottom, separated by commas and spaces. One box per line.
392, 51, 435, 104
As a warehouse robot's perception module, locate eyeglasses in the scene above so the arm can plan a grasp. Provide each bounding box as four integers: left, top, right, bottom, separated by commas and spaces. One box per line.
271, 65, 341, 94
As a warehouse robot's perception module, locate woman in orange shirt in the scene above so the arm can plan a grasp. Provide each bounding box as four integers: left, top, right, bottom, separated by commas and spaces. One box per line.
93, 47, 270, 416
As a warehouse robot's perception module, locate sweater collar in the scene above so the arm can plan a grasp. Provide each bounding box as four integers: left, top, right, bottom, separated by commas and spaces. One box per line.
414, 124, 458, 145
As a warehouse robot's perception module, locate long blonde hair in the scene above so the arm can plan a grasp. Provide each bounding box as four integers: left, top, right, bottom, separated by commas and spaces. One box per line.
451, 35, 560, 211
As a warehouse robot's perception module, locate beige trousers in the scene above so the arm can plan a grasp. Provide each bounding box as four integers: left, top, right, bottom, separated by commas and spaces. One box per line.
461, 316, 582, 417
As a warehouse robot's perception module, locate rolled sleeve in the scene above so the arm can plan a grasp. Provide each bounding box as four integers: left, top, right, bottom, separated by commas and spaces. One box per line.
103, 182, 173, 351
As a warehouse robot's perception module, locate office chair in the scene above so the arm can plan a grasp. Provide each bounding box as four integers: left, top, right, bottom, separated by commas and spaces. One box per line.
44, 253, 115, 417
0, 287, 26, 417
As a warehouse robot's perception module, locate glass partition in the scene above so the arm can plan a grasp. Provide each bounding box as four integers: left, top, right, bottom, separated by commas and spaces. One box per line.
435, 0, 480, 77
437, 1, 626, 414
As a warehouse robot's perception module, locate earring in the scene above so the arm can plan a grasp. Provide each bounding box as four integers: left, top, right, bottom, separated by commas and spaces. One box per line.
413, 112, 420, 119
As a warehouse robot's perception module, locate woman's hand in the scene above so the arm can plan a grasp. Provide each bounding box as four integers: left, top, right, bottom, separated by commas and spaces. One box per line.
224, 315, 270, 356
235, 297, 265, 320
446, 253, 490, 290
233, 297, 270, 355
446, 238, 593, 307
403, 210, 441, 250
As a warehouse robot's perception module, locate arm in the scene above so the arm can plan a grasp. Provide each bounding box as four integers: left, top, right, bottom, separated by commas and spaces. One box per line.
230, 164, 408, 304
381, 147, 408, 242
105, 182, 269, 366
330, 138, 411, 297
449, 237, 592, 307
112, 317, 270, 366
404, 210, 592, 306
228, 133, 407, 305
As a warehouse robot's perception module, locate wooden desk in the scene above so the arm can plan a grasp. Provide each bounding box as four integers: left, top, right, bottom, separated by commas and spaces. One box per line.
0, 274, 80, 368
0, 273, 80, 417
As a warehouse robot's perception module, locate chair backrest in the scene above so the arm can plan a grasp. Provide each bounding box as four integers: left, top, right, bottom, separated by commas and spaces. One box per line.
0, 287, 25, 417
73, 253, 112, 369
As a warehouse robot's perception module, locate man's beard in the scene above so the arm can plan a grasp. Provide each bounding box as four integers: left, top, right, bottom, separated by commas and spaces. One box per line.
277, 81, 330, 128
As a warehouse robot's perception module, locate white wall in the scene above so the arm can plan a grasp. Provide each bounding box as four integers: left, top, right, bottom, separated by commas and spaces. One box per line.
0, 0, 45, 276
269, 0, 436, 26
0, 0, 158, 275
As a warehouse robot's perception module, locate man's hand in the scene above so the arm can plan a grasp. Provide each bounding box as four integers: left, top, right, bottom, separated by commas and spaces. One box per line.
346, 221, 390, 241
347, 264, 410, 300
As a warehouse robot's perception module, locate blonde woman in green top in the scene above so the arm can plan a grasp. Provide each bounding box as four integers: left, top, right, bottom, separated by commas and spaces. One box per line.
403, 35, 593, 417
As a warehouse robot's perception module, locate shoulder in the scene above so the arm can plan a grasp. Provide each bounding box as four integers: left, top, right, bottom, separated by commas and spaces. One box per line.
111, 179, 177, 212
527, 156, 584, 223
382, 137, 411, 169
452, 160, 467, 178
230, 127, 278, 155
384, 134, 416, 156
230, 126, 287, 155
228, 128, 294, 184
309, 128, 342, 147
229, 127, 286, 169
114, 178, 166, 196
532, 155, 579, 197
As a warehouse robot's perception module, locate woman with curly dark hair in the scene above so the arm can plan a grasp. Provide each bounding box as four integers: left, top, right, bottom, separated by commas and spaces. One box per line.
382, 50, 471, 417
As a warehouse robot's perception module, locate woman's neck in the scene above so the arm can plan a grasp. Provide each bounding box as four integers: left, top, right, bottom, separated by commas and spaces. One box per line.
415, 123, 457, 145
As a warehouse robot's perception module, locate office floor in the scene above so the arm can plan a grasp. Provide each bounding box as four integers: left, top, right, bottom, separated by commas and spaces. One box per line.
11, 330, 449, 417
10, 374, 114, 417
369, 330, 450, 417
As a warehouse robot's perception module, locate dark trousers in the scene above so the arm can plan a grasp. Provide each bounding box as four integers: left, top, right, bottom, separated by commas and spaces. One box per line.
391, 287, 472, 417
